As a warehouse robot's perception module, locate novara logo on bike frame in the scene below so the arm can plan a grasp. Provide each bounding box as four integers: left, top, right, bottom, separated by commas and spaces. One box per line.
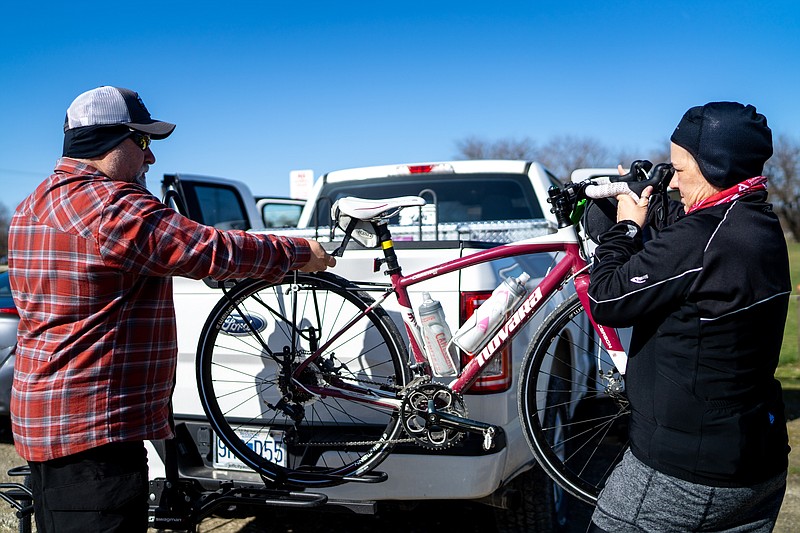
475, 287, 543, 367
221, 312, 267, 336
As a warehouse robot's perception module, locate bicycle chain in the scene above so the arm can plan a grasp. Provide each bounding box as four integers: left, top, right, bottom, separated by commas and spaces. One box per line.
298, 436, 417, 447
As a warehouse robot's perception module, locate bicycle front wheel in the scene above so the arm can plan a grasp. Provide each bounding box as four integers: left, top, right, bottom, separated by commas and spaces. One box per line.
518, 293, 630, 505
197, 272, 411, 488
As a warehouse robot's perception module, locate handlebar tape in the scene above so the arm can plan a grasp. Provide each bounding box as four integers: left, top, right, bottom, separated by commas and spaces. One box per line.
584, 182, 640, 202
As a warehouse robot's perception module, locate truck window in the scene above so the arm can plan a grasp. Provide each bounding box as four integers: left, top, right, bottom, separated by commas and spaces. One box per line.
182, 182, 251, 230
262, 203, 303, 228
257, 200, 305, 228
313, 174, 543, 227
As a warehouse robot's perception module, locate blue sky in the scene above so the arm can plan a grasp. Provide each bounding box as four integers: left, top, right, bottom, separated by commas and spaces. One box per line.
2, 1, 798, 210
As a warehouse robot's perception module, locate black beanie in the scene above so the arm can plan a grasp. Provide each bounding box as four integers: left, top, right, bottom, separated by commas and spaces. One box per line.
670, 102, 772, 189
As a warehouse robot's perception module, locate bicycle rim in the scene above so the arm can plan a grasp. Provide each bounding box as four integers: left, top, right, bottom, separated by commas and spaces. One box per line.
518, 293, 630, 505
197, 272, 410, 488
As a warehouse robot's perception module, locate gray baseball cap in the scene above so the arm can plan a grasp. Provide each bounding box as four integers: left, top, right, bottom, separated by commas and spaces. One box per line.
64, 86, 176, 139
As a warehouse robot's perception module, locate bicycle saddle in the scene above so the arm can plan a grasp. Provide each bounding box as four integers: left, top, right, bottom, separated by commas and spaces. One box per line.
333, 196, 426, 222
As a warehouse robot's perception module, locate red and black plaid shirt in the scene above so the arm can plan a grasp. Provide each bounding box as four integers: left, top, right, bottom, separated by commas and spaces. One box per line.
9, 158, 311, 462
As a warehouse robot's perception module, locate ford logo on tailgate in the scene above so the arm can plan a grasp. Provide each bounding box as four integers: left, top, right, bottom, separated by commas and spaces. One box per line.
221, 312, 267, 336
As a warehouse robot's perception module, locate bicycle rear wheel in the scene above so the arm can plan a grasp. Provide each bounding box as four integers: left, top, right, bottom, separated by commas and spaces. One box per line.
517, 293, 630, 505
197, 272, 410, 488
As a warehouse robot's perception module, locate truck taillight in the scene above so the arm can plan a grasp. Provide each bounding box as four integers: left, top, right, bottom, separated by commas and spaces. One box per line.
408, 165, 436, 174
458, 291, 512, 394
393, 163, 455, 175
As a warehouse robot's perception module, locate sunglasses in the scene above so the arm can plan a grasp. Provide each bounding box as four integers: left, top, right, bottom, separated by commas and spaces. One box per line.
129, 131, 151, 152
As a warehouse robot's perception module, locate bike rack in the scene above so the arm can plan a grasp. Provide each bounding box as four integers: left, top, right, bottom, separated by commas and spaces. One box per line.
0, 405, 393, 532
0, 465, 333, 533
147, 476, 329, 531
0, 465, 33, 533
146, 435, 335, 532
147, 470, 388, 530
0, 450, 343, 533
0, 464, 339, 533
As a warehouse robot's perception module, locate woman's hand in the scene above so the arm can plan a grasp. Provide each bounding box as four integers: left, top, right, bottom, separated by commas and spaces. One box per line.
616, 185, 654, 228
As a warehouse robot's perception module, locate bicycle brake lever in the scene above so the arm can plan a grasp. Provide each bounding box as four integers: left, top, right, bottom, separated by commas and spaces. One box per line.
616, 160, 653, 183
627, 163, 675, 197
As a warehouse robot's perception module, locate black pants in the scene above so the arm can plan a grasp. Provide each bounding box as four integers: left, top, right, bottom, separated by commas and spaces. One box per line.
28, 441, 149, 533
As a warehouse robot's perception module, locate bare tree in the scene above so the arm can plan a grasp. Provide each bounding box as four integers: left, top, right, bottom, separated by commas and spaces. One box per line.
456, 135, 635, 181
536, 136, 619, 180
764, 134, 800, 241
455, 136, 537, 160
643, 143, 672, 168
454, 134, 681, 183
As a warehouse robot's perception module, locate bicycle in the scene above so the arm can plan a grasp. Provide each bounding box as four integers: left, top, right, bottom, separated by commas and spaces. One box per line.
195, 160, 674, 506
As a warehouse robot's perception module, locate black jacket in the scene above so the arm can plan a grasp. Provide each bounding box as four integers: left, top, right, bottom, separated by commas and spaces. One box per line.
589, 191, 791, 486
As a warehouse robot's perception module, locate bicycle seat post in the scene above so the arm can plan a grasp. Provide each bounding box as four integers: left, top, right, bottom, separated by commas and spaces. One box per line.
374, 222, 402, 276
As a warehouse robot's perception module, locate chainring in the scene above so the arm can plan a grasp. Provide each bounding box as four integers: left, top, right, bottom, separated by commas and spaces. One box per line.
400, 381, 467, 450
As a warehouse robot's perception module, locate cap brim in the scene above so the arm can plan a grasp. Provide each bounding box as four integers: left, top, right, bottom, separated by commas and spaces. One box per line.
127, 120, 176, 140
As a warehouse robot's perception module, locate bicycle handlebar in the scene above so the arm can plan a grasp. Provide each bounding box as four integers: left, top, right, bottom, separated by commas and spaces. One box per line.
584, 160, 673, 200
549, 160, 674, 228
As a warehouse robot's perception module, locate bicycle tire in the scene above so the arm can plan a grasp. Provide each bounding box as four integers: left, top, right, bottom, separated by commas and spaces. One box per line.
517, 293, 630, 505
196, 271, 411, 488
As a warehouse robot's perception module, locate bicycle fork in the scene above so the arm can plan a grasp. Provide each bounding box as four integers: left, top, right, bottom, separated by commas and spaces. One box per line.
574, 273, 629, 375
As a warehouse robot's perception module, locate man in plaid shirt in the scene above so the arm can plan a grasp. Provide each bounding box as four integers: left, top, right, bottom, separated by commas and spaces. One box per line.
7, 86, 335, 532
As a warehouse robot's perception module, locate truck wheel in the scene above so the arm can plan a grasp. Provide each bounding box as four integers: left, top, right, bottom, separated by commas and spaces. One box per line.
493, 465, 567, 533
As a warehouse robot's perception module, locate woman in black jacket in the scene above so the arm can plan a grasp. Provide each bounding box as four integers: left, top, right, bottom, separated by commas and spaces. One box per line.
588, 102, 791, 532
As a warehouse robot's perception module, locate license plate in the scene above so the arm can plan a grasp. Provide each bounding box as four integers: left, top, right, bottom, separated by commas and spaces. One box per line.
213, 427, 286, 470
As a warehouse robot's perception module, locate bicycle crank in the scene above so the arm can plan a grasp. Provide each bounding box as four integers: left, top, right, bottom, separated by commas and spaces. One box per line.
399, 382, 499, 451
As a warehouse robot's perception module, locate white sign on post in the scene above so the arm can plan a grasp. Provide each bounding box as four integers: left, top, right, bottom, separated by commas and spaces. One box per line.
289, 170, 314, 200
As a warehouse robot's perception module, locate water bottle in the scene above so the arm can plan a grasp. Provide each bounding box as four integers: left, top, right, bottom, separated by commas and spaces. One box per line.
418, 292, 458, 377
451, 272, 530, 355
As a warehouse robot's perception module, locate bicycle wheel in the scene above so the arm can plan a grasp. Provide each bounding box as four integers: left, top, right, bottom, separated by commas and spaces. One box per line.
197, 271, 411, 488
518, 293, 630, 505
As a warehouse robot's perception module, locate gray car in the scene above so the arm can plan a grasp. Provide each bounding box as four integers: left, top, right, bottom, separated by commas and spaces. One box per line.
0, 271, 19, 417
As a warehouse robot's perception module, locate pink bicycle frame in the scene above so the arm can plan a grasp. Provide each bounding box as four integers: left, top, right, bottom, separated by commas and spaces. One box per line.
293, 225, 628, 407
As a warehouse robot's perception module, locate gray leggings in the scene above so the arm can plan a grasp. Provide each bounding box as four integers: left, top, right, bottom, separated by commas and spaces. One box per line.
591, 449, 786, 532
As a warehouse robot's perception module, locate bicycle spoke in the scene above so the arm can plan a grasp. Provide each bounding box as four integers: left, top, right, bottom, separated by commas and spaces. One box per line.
519, 293, 630, 505
197, 273, 409, 487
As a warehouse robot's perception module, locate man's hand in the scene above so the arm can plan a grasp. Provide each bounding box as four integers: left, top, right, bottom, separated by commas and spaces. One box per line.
616, 185, 653, 228
300, 240, 337, 272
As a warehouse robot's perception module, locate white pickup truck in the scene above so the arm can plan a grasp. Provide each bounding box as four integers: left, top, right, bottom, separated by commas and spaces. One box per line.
150, 161, 592, 531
